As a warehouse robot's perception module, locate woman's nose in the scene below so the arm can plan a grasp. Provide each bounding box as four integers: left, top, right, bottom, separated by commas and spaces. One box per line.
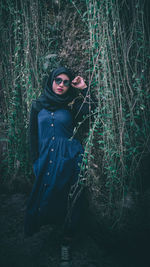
59, 81, 64, 87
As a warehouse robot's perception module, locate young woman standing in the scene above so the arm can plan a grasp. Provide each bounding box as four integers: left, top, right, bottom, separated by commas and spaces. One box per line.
24, 67, 93, 266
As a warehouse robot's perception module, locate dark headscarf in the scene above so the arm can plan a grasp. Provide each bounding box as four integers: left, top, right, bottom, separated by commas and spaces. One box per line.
29, 67, 76, 163
33, 67, 76, 112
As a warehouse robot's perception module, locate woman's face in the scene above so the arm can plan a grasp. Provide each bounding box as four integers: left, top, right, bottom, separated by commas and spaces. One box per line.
52, 74, 70, 95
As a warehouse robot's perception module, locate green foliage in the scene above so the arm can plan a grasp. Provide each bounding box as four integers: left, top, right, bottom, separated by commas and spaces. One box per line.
0, 0, 60, 181
78, 0, 150, 224
1, 0, 150, 227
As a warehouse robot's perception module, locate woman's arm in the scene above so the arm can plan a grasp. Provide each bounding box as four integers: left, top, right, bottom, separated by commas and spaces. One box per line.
71, 76, 97, 122
71, 76, 87, 90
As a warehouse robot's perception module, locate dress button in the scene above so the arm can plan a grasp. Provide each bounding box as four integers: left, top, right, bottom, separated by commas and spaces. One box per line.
51, 123, 54, 127
47, 172, 50, 175
51, 148, 54, 152
49, 160, 52, 164
51, 112, 54, 115
52, 136, 55, 140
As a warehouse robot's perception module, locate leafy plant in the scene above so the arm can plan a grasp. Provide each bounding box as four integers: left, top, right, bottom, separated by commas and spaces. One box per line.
78, 0, 150, 226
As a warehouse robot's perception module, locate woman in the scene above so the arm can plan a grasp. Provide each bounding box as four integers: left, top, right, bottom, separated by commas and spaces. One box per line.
24, 67, 93, 266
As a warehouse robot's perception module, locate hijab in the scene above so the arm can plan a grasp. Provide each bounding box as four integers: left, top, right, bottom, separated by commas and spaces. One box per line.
32, 67, 76, 112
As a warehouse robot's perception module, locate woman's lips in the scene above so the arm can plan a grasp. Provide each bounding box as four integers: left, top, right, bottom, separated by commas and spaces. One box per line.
57, 88, 63, 92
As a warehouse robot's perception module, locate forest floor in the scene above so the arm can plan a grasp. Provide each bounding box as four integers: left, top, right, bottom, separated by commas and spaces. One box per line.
0, 193, 150, 267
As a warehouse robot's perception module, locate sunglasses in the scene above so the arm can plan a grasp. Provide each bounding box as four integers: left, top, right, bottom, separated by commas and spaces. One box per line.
54, 77, 70, 87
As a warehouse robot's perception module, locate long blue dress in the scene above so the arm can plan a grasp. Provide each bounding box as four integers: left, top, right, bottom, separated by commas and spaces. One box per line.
25, 104, 87, 237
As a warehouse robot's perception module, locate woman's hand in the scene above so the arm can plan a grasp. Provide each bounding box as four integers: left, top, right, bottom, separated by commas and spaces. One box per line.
71, 76, 87, 90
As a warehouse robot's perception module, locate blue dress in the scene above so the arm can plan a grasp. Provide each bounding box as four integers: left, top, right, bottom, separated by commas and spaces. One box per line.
24, 107, 86, 236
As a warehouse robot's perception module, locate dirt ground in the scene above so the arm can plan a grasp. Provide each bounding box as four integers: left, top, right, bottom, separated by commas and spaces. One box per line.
0, 193, 150, 267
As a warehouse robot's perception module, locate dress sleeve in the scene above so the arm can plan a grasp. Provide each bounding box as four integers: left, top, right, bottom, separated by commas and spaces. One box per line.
72, 87, 97, 124
29, 102, 39, 163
